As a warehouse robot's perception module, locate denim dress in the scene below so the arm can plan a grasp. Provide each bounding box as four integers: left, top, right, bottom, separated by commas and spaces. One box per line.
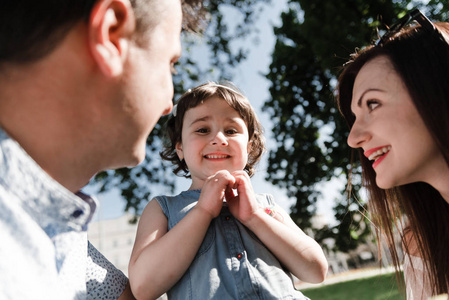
156, 190, 309, 300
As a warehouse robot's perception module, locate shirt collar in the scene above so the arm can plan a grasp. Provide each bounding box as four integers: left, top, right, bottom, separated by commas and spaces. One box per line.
0, 128, 97, 232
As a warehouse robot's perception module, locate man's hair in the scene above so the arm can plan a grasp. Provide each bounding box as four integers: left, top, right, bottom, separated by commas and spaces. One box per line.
160, 81, 266, 177
0, 0, 205, 64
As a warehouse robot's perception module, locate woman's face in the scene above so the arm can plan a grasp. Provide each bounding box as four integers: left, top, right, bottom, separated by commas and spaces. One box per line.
347, 55, 444, 189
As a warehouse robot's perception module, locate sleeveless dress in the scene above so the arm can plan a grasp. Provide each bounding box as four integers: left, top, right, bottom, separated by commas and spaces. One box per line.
155, 189, 310, 300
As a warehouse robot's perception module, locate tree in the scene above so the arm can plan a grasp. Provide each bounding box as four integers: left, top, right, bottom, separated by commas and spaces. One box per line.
263, 0, 449, 252
92, 0, 271, 222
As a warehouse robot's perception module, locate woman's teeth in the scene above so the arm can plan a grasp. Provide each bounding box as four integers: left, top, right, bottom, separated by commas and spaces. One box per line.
368, 146, 391, 161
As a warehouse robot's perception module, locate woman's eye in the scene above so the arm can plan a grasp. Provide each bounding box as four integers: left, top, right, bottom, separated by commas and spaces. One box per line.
226, 129, 238, 135
366, 100, 380, 111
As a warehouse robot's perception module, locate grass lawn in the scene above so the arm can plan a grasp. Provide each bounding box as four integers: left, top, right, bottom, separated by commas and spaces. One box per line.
302, 272, 405, 300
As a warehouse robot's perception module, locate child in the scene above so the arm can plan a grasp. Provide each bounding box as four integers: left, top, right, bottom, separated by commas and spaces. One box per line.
128, 82, 328, 299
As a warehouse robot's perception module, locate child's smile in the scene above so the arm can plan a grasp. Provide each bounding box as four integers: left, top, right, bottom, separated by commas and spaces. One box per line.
204, 153, 231, 160
176, 96, 251, 190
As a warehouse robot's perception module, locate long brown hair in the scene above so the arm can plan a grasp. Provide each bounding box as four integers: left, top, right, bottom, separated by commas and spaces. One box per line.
337, 22, 449, 295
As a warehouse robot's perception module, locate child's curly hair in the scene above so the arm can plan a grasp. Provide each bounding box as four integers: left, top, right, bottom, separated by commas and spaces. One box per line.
160, 81, 265, 177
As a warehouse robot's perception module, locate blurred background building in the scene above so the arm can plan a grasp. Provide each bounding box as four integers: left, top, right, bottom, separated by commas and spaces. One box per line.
88, 214, 137, 276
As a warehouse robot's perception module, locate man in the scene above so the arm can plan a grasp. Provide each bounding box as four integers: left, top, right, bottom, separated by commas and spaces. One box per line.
0, 0, 203, 298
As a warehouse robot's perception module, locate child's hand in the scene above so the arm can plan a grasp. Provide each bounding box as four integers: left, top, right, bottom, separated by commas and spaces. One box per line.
196, 170, 236, 219
225, 171, 260, 224
226, 171, 328, 283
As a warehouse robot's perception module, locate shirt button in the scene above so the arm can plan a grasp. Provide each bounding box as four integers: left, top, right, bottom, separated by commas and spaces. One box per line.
71, 209, 84, 218
224, 216, 231, 221
236, 252, 244, 260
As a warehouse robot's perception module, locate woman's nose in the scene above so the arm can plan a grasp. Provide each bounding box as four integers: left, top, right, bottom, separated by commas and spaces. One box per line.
347, 120, 370, 149
211, 131, 228, 146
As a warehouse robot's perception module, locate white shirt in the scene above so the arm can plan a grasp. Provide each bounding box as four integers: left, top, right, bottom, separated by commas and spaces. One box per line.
0, 128, 127, 299
403, 253, 432, 300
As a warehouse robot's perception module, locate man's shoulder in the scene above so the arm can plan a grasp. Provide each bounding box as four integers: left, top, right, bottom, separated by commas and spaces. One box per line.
0, 185, 54, 252
86, 242, 128, 299
0, 187, 65, 299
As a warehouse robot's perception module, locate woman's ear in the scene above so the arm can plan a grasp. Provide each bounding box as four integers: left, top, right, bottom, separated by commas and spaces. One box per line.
176, 142, 184, 161
247, 140, 252, 154
88, 0, 136, 77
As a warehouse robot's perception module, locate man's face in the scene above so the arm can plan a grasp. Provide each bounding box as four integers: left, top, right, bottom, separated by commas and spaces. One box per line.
112, 0, 182, 167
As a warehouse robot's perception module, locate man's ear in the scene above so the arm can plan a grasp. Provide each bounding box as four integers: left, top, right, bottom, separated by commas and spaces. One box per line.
175, 142, 184, 161
89, 0, 136, 77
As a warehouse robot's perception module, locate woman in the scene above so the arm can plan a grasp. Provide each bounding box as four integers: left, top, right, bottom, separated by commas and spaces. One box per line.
337, 9, 449, 299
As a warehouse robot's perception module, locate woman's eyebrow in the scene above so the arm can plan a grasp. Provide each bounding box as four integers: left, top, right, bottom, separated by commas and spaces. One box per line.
356, 88, 385, 107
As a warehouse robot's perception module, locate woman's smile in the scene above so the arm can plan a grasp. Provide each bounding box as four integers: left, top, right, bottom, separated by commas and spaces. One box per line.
364, 145, 391, 168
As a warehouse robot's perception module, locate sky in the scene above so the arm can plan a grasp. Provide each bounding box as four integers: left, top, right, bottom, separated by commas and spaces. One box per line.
87, 0, 343, 225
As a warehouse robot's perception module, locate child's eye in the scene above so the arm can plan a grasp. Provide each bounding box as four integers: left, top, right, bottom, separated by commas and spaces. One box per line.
226, 129, 238, 135
196, 128, 209, 134
366, 99, 380, 111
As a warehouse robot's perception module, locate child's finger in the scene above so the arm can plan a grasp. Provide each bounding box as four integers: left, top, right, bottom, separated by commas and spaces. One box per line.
206, 170, 235, 188
231, 172, 252, 192
225, 186, 238, 201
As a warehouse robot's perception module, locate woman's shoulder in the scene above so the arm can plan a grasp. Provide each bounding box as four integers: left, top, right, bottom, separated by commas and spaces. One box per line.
403, 227, 421, 257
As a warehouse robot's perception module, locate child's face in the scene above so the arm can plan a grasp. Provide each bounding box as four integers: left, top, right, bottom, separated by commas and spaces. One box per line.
176, 96, 250, 190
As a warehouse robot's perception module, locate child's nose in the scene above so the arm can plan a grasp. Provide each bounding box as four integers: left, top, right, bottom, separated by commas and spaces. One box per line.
211, 131, 228, 146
